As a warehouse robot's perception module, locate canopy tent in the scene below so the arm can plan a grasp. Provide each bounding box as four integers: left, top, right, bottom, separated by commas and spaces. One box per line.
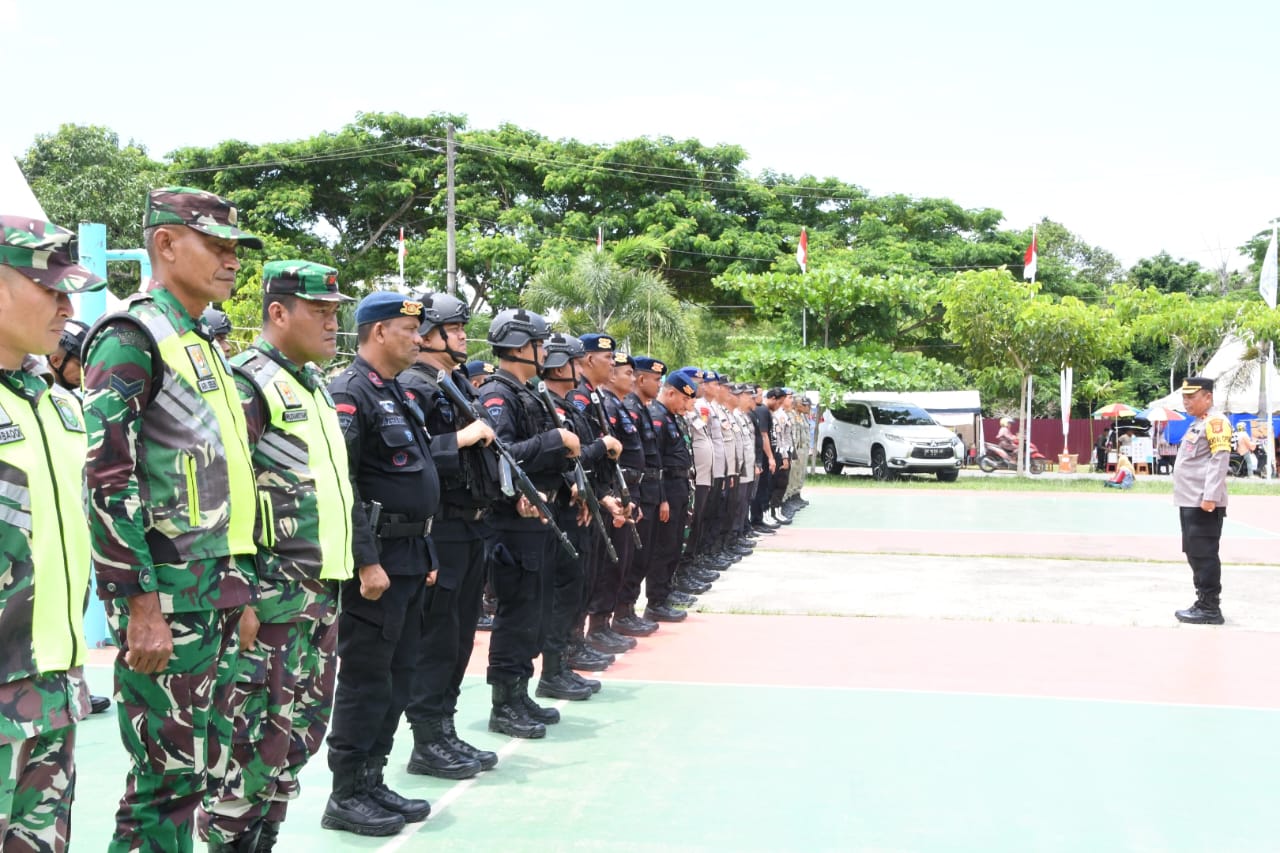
1148, 334, 1280, 415
1, 152, 46, 219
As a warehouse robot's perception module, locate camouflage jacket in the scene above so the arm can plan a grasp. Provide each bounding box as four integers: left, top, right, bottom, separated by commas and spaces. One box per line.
0, 369, 91, 743
233, 338, 351, 623
82, 285, 257, 613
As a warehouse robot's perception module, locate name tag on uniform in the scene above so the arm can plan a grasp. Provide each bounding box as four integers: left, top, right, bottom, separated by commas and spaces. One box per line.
185, 345, 219, 393
0, 400, 19, 444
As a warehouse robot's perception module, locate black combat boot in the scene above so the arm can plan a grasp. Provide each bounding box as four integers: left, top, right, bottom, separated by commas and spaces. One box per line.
667, 590, 698, 607
644, 603, 688, 623
568, 639, 613, 671
1175, 601, 1225, 625
612, 606, 658, 637
536, 651, 593, 701
320, 755, 405, 837
408, 718, 482, 779
565, 668, 602, 694
254, 820, 280, 852
587, 614, 635, 653
489, 680, 546, 739
206, 824, 261, 853
365, 756, 431, 822
440, 716, 498, 770
516, 676, 560, 724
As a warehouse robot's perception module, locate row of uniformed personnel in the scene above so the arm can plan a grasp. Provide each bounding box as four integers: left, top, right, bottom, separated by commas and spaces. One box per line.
0, 186, 811, 852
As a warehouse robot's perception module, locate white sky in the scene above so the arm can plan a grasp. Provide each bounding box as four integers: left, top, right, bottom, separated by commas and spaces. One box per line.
4, 0, 1279, 268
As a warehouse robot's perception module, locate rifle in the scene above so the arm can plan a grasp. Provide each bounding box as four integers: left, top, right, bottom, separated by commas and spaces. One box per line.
536, 381, 619, 564
435, 369, 578, 560
589, 390, 644, 549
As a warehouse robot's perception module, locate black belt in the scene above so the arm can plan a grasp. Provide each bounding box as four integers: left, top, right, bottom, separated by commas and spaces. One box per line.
377, 513, 433, 538
620, 468, 644, 486
664, 467, 690, 479
438, 505, 490, 522
644, 467, 663, 479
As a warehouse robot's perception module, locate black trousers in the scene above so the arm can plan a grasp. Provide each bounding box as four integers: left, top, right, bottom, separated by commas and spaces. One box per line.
686, 483, 711, 560
701, 477, 726, 556
770, 465, 789, 509
647, 481, 690, 606
405, 520, 488, 726
591, 511, 637, 616
618, 499, 660, 609
487, 527, 552, 682
328, 573, 427, 764
750, 466, 771, 523
1180, 505, 1225, 605
544, 506, 588, 657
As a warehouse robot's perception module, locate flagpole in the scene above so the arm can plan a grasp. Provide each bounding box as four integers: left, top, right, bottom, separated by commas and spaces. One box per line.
1262, 222, 1278, 479
398, 226, 406, 289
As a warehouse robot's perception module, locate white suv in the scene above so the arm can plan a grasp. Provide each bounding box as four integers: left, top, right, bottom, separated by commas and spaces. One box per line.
818, 398, 963, 482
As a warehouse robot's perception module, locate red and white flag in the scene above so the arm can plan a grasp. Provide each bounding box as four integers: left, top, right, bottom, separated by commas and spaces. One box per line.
1023, 227, 1038, 281
796, 228, 808, 274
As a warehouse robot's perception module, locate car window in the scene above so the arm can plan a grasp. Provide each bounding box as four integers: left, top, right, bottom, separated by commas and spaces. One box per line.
850, 403, 871, 428
870, 404, 936, 426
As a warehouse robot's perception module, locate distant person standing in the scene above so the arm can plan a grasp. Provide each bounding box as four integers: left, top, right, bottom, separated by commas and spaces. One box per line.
1172, 377, 1232, 625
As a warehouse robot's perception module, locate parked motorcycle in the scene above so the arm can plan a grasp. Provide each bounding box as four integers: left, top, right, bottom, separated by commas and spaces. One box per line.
978, 441, 1047, 475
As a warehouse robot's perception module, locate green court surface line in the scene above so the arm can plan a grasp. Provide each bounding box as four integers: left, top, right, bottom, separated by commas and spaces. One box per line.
791, 491, 1279, 540
71, 667, 1280, 851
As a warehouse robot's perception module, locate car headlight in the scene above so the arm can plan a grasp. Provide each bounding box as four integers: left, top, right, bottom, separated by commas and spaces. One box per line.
882, 432, 908, 444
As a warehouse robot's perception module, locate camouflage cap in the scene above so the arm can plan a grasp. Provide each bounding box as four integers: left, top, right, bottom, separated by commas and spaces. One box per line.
0, 215, 106, 293
144, 186, 263, 248
263, 260, 353, 302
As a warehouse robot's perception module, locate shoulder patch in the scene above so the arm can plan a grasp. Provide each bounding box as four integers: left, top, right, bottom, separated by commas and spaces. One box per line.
109, 374, 146, 401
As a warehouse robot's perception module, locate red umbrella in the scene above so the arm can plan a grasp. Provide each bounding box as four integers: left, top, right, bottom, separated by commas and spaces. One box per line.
1141, 406, 1185, 422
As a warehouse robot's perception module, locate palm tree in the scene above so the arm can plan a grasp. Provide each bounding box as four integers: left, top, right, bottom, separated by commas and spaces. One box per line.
522, 237, 692, 360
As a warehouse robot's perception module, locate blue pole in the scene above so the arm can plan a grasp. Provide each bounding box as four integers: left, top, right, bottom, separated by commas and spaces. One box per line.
76, 222, 108, 324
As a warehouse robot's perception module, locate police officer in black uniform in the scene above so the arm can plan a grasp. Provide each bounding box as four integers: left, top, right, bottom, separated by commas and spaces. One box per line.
596, 350, 654, 639
615, 356, 667, 630
398, 293, 501, 779
645, 370, 699, 621
477, 309, 580, 738
323, 292, 436, 837
534, 333, 620, 699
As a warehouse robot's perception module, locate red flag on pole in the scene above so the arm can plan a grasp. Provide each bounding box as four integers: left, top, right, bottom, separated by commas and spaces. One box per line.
1023, 227, 1037, 281
796, 228, 808, 273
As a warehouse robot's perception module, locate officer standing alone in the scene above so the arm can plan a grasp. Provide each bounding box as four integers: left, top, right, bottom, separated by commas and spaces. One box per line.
1171, 376, 1233, 625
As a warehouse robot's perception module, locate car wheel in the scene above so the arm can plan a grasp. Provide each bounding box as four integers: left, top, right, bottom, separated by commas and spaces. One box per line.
871, 447, 894, 481
936, 469, 959, 482
821, 441, 844, 475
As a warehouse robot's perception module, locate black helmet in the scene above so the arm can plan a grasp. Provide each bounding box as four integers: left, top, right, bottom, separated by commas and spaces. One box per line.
487, 308, 549, 349
418, 293, 470, 332
542, 332, 583, 371
201, 307, 232, 337
58, 319, 89, 361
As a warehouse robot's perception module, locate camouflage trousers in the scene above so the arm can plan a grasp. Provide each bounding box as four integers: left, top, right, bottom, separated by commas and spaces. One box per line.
198, 609, 338, 843
0, 725, 75, 852
104, 604, 241, 853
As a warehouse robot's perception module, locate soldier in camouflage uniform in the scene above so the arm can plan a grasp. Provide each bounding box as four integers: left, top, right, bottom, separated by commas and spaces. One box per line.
0, 215, 105, 852
83, 188, 263, 853
197, 261, 356, 851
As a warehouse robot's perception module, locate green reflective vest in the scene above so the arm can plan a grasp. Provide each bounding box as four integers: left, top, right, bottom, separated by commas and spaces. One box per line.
0, 378, 91, 680
233, 347, 354, 581
128, 297, 256, 564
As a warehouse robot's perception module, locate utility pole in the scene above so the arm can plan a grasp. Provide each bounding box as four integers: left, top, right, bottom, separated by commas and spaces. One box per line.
446, 123, 457, 296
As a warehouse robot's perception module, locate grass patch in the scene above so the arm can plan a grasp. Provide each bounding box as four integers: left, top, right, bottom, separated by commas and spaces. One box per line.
804, 472, 1280, 496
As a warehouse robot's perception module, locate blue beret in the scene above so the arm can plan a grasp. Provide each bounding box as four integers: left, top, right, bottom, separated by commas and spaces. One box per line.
703, 370, 723, 384
580, 333, 617, 353
665, 372, 697, 398
356, 291, 423, 326
632, 356, 668, 376
611, 351, 635, 368
465, 360, 495, 378
677, 365, 702, 379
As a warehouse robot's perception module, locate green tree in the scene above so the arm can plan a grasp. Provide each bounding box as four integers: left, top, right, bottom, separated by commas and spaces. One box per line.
940, 269, 1123, 471
1126, 251, 1215, 295
521, 238, 692, 360
21, 124, 168, 296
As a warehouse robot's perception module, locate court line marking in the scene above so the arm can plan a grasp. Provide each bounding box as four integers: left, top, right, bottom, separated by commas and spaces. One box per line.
376, 699, 569, 853
590, 676, 1280, 713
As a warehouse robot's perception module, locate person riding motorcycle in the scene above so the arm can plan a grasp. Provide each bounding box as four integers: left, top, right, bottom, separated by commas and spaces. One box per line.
996, 417, 1019, 456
